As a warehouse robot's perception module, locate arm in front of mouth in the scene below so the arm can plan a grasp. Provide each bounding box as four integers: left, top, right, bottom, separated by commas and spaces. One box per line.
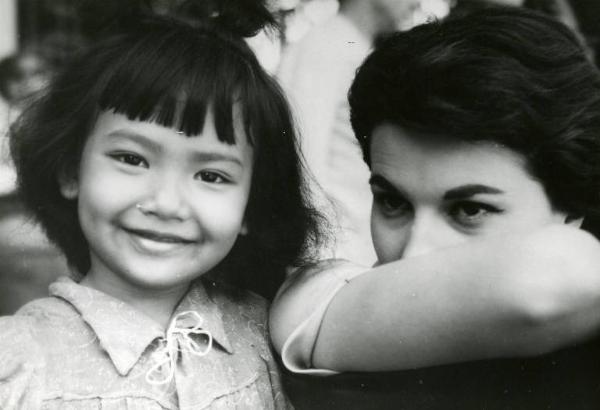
270, 224, 600, 373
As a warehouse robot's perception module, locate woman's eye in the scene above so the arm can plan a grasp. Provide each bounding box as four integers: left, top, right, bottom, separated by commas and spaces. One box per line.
450, 201, 502, 225
111, 153, 147, 168
374, 192, 411, 217
198, 171, 229, 184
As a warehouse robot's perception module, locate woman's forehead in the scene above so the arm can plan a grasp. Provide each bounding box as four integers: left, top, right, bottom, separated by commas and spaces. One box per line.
369, 123, 540, 197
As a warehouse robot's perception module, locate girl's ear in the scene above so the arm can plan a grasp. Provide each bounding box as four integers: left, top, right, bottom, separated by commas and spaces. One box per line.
58, 173, 79, 200
565, 214, 584, 228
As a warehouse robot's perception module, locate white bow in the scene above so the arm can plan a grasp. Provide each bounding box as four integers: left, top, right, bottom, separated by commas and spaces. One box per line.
145, 310, 213, 385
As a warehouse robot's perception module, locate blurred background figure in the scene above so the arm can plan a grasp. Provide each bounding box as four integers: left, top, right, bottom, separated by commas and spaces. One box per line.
0, 51, 50, 194
277, 0, 437, 266
0, 49, 68, 316
0, 0, 99, 316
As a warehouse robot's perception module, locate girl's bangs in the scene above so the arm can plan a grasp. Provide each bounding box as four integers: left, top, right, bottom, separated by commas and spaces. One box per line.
95, 32, 250, 145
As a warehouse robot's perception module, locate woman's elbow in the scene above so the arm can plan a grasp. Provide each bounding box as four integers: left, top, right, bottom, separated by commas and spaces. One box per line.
505, 227, 600, 354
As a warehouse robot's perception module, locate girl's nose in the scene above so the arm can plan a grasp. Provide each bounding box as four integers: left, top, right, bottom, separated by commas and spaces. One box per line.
137, 173, 191, 220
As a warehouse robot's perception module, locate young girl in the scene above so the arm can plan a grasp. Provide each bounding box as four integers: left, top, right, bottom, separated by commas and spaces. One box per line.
0, 2, 319, 408
271, 6, 600, 408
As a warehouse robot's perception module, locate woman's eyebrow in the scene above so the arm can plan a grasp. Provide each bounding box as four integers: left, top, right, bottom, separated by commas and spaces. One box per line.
444, 185, 504, 200
369, 174, 400, 193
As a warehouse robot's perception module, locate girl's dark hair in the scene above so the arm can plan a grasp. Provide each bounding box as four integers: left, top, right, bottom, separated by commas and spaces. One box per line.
10, 2, 322, 299
349, 6, 600, 238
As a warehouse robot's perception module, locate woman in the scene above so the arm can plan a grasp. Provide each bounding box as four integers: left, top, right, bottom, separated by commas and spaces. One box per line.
271, 6, 600, 408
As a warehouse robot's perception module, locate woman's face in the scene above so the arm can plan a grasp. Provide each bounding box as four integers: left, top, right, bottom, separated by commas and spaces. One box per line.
369, 123, 568, 263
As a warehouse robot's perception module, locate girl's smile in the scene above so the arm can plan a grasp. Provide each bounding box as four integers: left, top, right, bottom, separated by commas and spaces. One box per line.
123, 226, 198, 256
60, 110, 253, 294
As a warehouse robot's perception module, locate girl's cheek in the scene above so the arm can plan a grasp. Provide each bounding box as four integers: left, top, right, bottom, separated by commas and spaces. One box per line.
198, 191, 249, 229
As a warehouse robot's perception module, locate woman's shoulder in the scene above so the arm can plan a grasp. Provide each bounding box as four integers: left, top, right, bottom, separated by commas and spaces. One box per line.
275, 259, 368, 309
270, 259, 369, 354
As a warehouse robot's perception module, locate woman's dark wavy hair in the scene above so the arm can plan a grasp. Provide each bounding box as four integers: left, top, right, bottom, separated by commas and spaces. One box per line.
349, 6, 600, 238
10, 5, 323, 299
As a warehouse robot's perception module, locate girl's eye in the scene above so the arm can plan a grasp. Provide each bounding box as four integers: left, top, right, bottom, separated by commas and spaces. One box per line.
197, 171, 229, 184
450, 201, 502, 226
374, 192, 411, 218
111, 153, 147, 168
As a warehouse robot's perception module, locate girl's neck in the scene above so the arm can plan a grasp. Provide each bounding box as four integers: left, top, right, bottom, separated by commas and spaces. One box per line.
80, 273, 190, 330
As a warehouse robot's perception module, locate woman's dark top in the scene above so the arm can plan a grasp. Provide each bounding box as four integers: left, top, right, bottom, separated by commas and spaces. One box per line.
284, 337, 600, 409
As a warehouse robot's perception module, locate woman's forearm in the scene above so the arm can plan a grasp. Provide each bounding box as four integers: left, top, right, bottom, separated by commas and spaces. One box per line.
289, 226, 600, 371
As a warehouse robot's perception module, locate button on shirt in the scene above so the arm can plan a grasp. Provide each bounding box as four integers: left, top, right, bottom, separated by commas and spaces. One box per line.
0, 276, 291, 409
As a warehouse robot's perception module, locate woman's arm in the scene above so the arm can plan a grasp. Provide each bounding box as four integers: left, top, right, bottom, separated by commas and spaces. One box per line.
270, 225, 600, 372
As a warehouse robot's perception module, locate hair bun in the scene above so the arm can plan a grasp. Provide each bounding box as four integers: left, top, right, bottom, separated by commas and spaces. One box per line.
176, 0, 277, 37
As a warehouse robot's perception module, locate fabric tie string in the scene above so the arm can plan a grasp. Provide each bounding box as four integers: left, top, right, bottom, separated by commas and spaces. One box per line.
145, 310, 213, 385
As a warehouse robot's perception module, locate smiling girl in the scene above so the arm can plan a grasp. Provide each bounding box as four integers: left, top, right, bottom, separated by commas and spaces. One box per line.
0, 2, 319, 408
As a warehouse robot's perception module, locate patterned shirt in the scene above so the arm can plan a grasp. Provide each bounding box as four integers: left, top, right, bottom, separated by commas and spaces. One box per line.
0, 276, 291, 409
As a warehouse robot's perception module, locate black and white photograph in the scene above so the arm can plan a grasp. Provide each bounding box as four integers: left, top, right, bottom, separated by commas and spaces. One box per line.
0, 0, 599, 408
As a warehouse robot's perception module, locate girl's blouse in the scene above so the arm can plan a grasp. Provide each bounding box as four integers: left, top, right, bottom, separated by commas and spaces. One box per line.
0, 276, 291, 409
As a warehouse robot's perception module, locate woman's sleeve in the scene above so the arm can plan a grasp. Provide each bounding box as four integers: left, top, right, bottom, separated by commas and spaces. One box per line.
270, 259, 368, 375
0, 316, 43, 409
272, 226, 600, 373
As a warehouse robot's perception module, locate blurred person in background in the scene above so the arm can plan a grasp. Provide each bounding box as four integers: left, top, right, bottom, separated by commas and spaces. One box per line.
0, 50, 68, 316
0, 51, 51, 194
277, 0, 421, 266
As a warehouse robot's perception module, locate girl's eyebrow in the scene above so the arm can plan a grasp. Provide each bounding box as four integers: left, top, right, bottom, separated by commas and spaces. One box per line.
443, 185, 504, 200
105, 130, 162, 154
105, 130, 244, 167
189, 151, 244, 168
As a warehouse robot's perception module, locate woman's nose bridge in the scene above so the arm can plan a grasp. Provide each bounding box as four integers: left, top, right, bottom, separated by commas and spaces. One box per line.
402, 209, 440, 258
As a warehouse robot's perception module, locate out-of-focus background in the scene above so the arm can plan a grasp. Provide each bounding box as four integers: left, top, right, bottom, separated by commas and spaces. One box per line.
0, 0, 599, 315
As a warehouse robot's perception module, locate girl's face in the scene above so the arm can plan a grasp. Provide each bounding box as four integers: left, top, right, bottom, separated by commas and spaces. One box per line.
369, 123, 569, 264
60, 110, 253, 292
